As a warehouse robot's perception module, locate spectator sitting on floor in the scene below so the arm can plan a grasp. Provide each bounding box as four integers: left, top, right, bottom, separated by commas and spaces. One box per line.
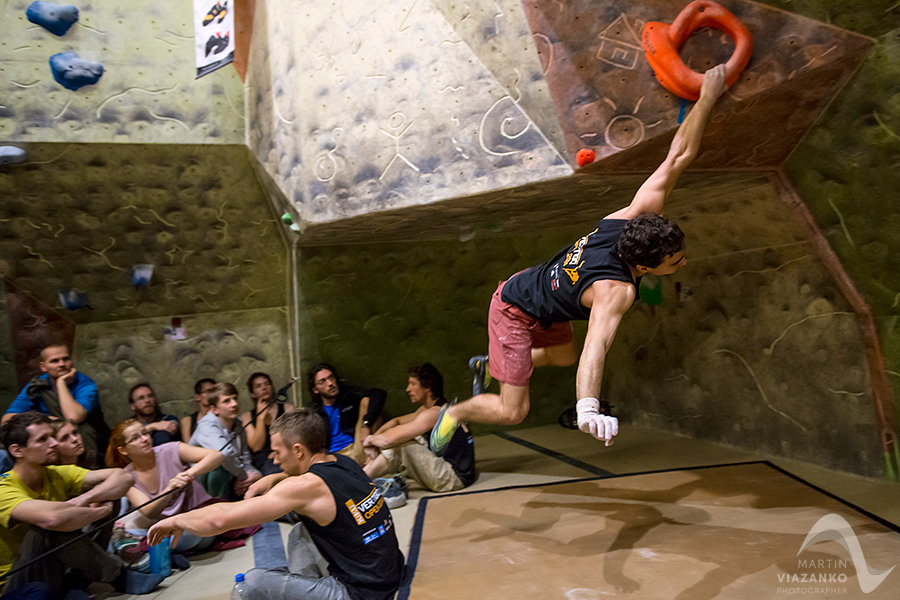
364, 364, 476, 499
50, 420, 89, 469
106, 419, 223, 555
188, 383, 261, 501
307, 363, 386, 465
0, 412, 163, 598
2, 344, 110, 469
180, 379, 215, 443
241, 372, 293, 476
127, 384, 180, 447
148, 409, 405, 600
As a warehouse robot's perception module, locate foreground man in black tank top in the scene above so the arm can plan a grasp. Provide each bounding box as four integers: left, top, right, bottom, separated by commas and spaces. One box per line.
432, 65, 729, 454
149, 408, 405, 600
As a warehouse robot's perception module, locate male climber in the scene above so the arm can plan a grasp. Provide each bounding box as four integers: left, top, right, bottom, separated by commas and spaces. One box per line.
431, 64, 728, 452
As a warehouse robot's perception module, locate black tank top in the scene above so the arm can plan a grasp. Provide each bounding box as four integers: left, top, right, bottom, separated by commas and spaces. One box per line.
249, 404, 286, 475
501, 219, 640, 322
302, 455, 405, 600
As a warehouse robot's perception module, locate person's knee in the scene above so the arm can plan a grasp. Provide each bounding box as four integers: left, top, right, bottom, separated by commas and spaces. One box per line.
498, 386, 530, 424
498, 402, 529, 425
243, 567, 288, 599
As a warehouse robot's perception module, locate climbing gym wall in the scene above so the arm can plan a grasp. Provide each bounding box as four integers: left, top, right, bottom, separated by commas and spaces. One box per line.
2, 0, 899, 479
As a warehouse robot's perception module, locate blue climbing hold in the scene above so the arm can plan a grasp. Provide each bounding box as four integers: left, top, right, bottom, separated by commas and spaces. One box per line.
49, 51, 103, 91
0, 147, 27, 165
26, 1, 79, 37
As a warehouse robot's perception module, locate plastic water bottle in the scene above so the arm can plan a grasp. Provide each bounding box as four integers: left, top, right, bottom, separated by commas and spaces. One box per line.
148, 537, 171, 577
231, 573, 246, 600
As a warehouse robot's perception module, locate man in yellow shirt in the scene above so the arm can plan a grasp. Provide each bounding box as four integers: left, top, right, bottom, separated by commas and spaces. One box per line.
0, 412, 163, 598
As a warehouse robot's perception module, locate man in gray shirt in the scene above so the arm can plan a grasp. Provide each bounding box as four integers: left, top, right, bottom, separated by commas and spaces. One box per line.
189, 382, 261, 500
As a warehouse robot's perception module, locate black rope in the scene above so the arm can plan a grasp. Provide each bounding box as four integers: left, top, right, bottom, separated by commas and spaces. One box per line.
0, 384, 293, 583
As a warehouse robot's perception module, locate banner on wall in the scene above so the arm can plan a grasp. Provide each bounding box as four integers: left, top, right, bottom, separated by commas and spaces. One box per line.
194, 0, 235, 78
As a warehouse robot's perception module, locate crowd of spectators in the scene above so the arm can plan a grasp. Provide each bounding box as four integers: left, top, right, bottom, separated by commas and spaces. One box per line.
0, 342, 477, 599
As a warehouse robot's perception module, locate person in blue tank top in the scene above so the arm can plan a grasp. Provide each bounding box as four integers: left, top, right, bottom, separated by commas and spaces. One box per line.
432, 65, 729, 454
148, 408, 405, 600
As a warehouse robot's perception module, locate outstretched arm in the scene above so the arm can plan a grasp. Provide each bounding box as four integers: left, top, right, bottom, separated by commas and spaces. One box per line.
606, 64, 728, 220
147, 474, 319, 546
365, 407, 437, 449
575, 280, 635, 444
73, 468, 134, 506
576, 280, 634, 401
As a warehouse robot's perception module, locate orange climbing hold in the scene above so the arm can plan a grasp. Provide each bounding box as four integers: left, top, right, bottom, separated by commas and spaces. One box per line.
641, 0, 752, 101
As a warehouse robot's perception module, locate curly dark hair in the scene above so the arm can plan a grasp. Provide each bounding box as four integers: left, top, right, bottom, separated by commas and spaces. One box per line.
614, 213, 685, 268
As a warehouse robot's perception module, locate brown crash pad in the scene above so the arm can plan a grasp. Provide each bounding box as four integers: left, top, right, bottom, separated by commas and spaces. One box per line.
400, 462, 900, 599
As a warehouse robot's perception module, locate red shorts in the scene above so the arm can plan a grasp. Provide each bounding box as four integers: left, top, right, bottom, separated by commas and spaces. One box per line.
488, 280, 574, 387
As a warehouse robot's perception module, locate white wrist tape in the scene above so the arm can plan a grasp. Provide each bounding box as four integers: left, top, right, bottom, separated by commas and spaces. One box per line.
576, 397, 600, 427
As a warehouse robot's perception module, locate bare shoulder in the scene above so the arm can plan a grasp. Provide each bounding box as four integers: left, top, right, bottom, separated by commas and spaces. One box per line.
272, 471, 334, 521
283, 403, 295, 412
584, 279, 636, 312
273, 471, 326, 498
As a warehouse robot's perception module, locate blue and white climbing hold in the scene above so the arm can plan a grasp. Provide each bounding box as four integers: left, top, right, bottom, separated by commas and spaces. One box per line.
49, 51, 103, 91
0, 147, 27, 165
26, 1, 79, 37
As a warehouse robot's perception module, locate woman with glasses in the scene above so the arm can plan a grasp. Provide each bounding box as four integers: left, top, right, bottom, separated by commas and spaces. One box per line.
106, 419, 224, 554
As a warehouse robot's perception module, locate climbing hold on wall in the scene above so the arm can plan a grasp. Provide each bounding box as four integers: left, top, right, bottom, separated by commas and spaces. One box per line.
639, 274, 664, 306
26, 1, 79, 37
131, 264, 154, 287
576, 149, 596, 167
58, 289, 90, 310
49, 51, 103, 91
0, 147, 27, 165
641, 0, 752, 101
281, 212, 293, 225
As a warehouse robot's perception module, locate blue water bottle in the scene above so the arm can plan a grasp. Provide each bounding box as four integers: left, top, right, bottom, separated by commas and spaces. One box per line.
148, 537, 171, 577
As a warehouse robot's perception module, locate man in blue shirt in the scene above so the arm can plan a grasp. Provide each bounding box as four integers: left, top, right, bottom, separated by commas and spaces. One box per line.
307, 364, 386, 465
2, 344, 110, 468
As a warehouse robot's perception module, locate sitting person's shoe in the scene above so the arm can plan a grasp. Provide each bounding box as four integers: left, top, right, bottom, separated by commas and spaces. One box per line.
468, 355, 491, 396
392, 475, 409, 496
430, 404, 458, 457
374, 478, 406, 509
171, 554, 191, 570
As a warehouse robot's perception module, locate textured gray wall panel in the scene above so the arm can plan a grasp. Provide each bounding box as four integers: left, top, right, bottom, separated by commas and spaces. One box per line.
74, 307, 291, 427
246, 0, 571, 227
0, 0, 244, 144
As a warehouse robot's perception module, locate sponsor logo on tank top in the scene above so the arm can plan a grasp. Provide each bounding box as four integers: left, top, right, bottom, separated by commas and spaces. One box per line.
561, 229, 597, 286
550, 264, 560, 290
345, 486, 385, 525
